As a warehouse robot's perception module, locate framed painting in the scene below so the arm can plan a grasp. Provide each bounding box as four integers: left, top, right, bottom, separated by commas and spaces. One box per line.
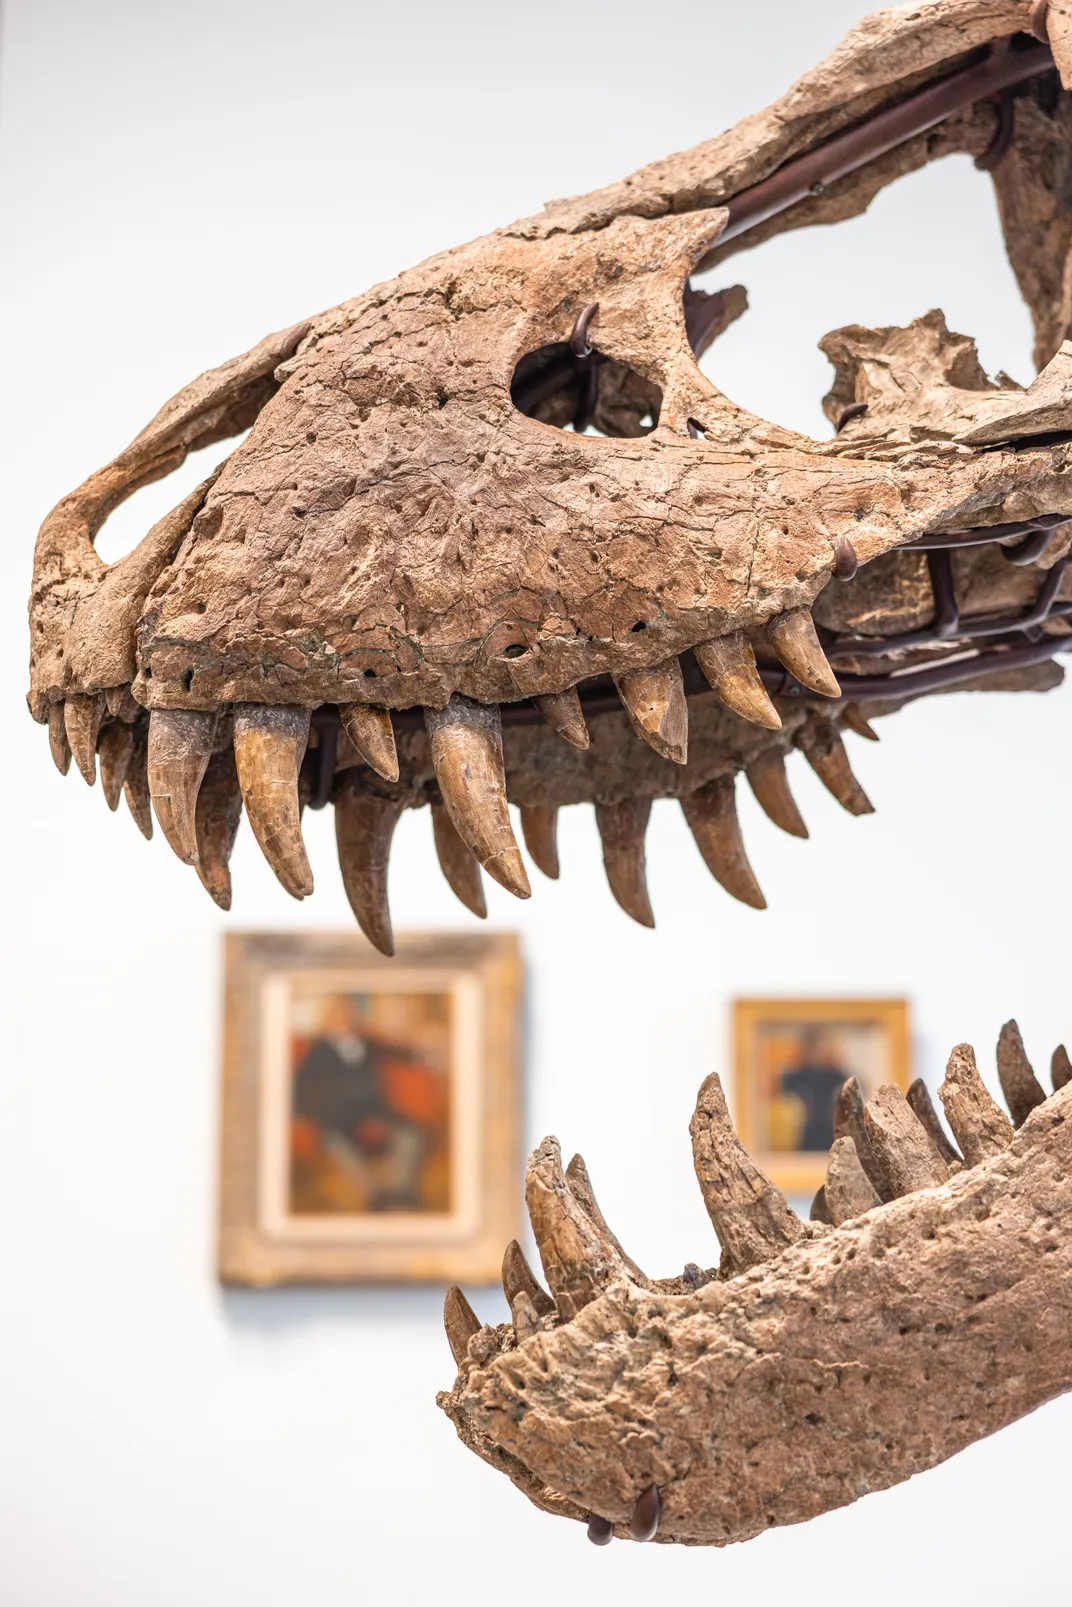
218, 931, 522, 1285
732, 998, 911, 1193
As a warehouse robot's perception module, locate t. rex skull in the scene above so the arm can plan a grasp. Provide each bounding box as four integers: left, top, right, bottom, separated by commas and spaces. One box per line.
26, 0, 1072, 949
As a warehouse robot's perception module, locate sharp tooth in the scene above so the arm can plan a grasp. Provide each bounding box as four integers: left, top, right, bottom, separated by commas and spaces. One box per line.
863, 1086, 949, 1199
424, 696, 530, 899
840, 702, 880, 742
1052, 1043, 1072, 1092
996, 1019, 1047, 1127
823, 1135, 882, 1225
148, 708, 219, 864
906, 1078, 962, 1166
767, 608, 840, 697
797, 722, 874, 815
443, 1285, 481, 1367
339, 703, 399, 783
232, 704, 313, 898
629, 1485, 661, 1543
334, 789, 403, 955
98, 722, 135, 811
47, 702, 71, 776
594, 798, 654, 927
501, 1238, 555, 1317
680, 777, 765, 909
510, 1289, 541, 1343
745, 750, 808, 838
809, 1185, 833, 1224
520, 804, 560, 880
64, 693, 105, 785
833, 1076, 887, 1198
526, 1136, 635, 1321
693, 632, 781, 730
535, 687, 590, 749
939, 1043, 1015, 1164
689, 1072, 803, 1272
123, 724, 153, 840
194, 747, 243, 910
613, 657, 688, 763
587, 1516, 614, 1547
565, 1152, 648, 1285
431, 803, 487, 918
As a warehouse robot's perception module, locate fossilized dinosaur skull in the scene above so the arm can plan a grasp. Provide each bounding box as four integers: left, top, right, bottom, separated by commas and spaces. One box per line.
26, 0, 1072, 950
438, 1019, 1072, 1546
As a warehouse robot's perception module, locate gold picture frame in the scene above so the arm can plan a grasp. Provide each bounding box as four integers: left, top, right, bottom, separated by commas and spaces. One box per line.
218, 931, 522, 1286
732, 997, 911, 1193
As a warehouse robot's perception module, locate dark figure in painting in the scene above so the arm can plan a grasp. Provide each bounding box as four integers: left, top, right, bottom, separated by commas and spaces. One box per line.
779, 1029, 849, 1152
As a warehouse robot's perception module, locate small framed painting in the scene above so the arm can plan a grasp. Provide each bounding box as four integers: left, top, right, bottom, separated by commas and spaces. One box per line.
732, 998, 911, 1193
218, 931, 522, 1285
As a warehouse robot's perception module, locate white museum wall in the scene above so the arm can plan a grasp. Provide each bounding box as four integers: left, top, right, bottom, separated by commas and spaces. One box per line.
2, 1, 1069, 1601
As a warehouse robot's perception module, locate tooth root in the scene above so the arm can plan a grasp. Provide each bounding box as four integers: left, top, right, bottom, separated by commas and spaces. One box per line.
767, 607, 840, 697
996, 1018, 1048, 1127
833, 1076, 887, 1198
431, 803, 487, 918
863, 1086, 949, 1200
424, 696, 530, 899
939, 1043, 1015, 1166
47, 702, 71, 776
824, 1136, 882, 1225
745, 750, 808, 838
64, 692, 105, 785
148, 708, 220, 864
689, 1072, 804, 1273
443, 1285, 481, 1368
1052, 1043, 1072, 1092
194, 747, 243, 911
232, 704, 313, 899
98, 722, 136, 811
797, 722, 874, 815
614, 657, 688, 764
123, 724, 153, 840
520, 804, 560, 880
510, 1289, 541, 1343
906, 1078, 962, 1167
594, 798, 654, 927
526, 1136, 635, 1322
629, 1485, 661, 1543
565, 1153, 649, 1286
335, 788, 403, 955
680, 777, 765, 909
693, 632, 781, 730
339, 703, 399, 783
501, 1238, 555, 1317
535, 687, 590, 750
840, 702, 880, 742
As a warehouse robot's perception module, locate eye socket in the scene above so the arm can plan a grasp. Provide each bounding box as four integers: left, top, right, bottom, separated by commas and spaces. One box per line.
511, 341, 662, 438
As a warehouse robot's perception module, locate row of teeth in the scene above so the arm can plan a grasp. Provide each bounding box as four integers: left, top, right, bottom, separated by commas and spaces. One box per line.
440, 1017, 1067, 1544
43, 606, 872, 948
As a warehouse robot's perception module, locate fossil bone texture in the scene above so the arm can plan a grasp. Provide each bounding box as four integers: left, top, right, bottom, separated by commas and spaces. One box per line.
438, 1020, 1072, 1547
25, 0, 1072, 944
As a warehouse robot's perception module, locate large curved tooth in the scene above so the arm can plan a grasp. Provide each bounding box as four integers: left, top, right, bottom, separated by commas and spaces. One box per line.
339, 703, 399, 783
443, 1286, 481, 1368
47, 702, 71, 776
824, 1136, 881, 1225
535, 687, 590, 750
501, 1239, 555, 1317
939, 1043, 1014, 1165
565, 1153, 648, 1285
745, 750, 808, 838
613, 657, 688, 763
194, 747, 243, 910
123, 724, 153, 840
680, 777, 765, 909
1052, 1044, 1072, 1092
335, 789, 403, 955
232, 704, 313, 899
689, 1072, 803, 1273
520, 804, 560, 880
906, 1078, 962, 1166
833, 1076, 886, 1198
526, 1136, 635, 1321
148, 709, 220, 864
98, 722, 135, 811
64, 693, 105, 785
594, 798, 654, 928
431, 803, 487, 918
767, 608, 840, 697
863, 1086, 949, 1199
797, 723, 874, 815
693, 632, 781, 730
996, 1019, 1047, 1127
425, 696, 530, 899
840, 702, 880, 742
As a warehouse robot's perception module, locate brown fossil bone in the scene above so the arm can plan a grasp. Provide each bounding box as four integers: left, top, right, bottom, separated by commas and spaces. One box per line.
439, 1019, 1072, 1547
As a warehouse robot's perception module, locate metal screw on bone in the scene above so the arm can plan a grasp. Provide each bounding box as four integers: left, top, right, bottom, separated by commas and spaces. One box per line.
629, 1484, 661, 1542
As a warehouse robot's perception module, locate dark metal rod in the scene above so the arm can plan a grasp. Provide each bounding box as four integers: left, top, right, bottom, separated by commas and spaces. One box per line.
926, 549, 960, 638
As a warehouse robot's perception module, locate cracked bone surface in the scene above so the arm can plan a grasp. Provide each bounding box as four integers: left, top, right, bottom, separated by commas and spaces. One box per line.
25, 1, 1072, 932
438, 1020, 1072, 1547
